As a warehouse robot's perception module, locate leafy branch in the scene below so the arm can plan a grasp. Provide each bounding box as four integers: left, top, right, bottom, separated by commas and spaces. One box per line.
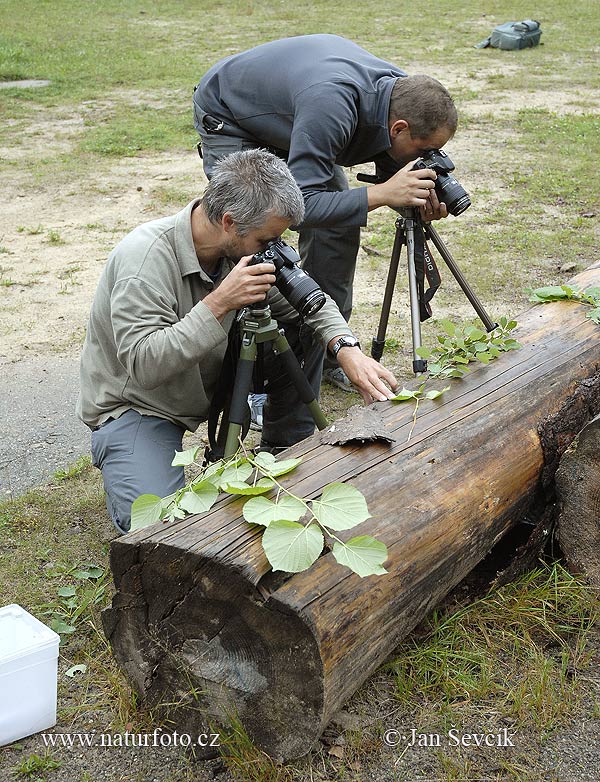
528, 284, 600, 324
131, 447, 388, 578
389, 317, 522, 439
415, 316, 522, 380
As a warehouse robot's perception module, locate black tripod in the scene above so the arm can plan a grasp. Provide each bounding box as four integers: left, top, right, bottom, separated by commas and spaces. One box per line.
216, 304, 328, 458
371, 207, 498, 373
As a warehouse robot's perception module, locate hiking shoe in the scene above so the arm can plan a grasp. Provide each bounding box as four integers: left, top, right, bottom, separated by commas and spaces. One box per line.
322, 367, 357, 393
248, 393, 267, 431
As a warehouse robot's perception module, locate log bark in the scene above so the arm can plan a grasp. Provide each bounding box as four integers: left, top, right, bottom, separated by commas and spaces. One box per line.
555, 412, 600, 586
102, 262, 600, 760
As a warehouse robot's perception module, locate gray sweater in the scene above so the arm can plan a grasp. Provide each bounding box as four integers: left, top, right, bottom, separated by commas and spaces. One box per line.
77, 200, 351, 432
194, 34, 406, 228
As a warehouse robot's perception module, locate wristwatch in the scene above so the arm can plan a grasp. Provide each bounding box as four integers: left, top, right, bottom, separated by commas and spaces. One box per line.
329, 335, 361, 358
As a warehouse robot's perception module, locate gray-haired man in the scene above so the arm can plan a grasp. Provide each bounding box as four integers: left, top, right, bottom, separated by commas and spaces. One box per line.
77, 149, 397, 534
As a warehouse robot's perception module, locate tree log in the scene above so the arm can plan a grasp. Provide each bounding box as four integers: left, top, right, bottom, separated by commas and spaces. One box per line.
555, 412, 600, 586
102, 262, 600, 760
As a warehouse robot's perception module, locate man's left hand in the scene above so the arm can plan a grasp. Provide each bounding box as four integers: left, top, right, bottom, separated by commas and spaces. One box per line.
335, 347, 398, 404
419, 187, 448, 222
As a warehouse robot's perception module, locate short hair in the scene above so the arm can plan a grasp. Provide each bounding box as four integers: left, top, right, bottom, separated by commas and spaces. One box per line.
389, 75, 458, 139
202, 148, 305, 235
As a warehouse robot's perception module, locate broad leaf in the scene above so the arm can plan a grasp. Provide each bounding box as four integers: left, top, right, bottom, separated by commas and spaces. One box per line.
130, 494, 164, 531
224, 478, 275, 495
177, 481, 219, 514
425, 386, 450, 400
332, 535, 388, 577
254, 453, 302, 478
243, 494, 306, 526
391, 387, 418, 401
57, 586, 77, 598
311, 482, 371, 531
50, 618, 76, 635
219, 462, 253, 488
415, 346, 432, 358
262, 519, 323, 572
171, 446, 202, 466
587, 308, 600, 324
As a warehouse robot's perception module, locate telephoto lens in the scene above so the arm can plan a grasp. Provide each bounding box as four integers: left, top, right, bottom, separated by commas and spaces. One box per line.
251, 240, 326, 317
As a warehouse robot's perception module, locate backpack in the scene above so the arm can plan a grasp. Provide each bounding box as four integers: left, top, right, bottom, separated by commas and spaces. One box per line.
476, 20, 542, 51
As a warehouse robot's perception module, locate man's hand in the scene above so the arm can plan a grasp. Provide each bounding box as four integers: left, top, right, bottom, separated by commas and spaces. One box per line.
332, 344, 399, 404
366, 160, 448, 220
203, 256, 276, 321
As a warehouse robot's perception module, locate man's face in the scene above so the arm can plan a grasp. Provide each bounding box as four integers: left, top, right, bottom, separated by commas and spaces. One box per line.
226, 214, 291, 260
388, 122, 454, 165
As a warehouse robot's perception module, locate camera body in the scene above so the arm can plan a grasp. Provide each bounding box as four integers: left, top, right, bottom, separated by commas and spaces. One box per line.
250, 239, 326, 318
411, 149, 471, 216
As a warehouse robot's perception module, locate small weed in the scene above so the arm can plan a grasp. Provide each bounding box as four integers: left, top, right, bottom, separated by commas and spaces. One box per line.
219, 714, 293, 782
14, 750, 61, 778
46, 229, 65, 245
52, 455, 91, 482
0, 244, 13, 254
37, 563, 108, 636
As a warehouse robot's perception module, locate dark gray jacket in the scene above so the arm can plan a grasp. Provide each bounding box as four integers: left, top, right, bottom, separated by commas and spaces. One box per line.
194, 35, 406, 228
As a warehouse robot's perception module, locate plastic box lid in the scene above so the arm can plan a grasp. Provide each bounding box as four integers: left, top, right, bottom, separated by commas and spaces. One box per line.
0, 604, 60, 666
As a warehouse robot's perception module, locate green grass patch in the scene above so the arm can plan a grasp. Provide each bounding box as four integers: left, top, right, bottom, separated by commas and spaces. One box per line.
388, 563, 598, 732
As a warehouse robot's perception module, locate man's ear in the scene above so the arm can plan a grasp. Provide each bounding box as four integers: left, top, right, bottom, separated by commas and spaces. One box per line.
222, 213, 236, 233
389, 119, 409, 138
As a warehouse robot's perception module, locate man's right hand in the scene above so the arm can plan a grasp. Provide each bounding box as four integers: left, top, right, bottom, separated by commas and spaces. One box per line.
366, 159, 441, 213
203, 256, 277, 322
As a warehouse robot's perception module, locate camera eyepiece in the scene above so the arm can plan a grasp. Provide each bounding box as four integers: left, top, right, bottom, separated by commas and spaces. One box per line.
250, 239, 326, 318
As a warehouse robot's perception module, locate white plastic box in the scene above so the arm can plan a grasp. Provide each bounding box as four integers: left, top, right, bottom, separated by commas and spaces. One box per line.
0, 604, 60, 746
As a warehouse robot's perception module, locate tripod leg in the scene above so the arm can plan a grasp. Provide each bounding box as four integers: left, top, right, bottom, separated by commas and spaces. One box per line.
406, 218, 428, 374
426, 225, 498, 332
223, 339, 256, 458
372, 220, 404, 361
272, 331, 328, 431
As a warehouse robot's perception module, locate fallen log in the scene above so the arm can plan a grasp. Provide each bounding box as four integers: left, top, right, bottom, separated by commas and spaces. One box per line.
103, 262, 600, 760
555, 412, 600, 586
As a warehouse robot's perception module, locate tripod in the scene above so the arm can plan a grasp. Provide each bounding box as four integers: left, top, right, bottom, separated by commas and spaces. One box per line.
217, 304, 328, 458
372, 208, 498, 373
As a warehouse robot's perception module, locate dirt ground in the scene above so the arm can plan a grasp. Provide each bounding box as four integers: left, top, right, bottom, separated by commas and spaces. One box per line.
1, 76, 600, 782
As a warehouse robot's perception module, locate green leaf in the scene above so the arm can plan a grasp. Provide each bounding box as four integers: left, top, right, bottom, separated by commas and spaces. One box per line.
171, 446, 202, 467
177, 481, 219, 514
332, 536, 388, 577
425, 386, 450, 400
529, 285, 570, 302
65, 664, 87, 678
73, 569, 91, 580
243, 494, 306, 526
224, 478, 275, 495
254, 452, 302, 478
219, 462, 253, 487
130, 494, 164, 531
86, 566, 104, 579
415, 346, 432, 358
475, 351, 493, 363
262, 520, 324, 572
440, 319, 456, 336
587, 308, 600, 324
57, 586, 77, 598
391, 387, 418, 401
311, 482, 371, 531
50, 618, 76, 635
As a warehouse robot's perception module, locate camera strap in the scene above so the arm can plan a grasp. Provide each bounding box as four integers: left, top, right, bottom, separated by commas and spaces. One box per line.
414, 225, 441, 322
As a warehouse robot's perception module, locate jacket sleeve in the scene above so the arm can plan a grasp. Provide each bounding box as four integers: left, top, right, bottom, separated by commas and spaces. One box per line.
286, 85, 370, 228
110, 276, 228, 390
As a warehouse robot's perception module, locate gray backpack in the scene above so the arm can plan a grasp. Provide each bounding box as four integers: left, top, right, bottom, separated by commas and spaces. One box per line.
476, 20, 542, 50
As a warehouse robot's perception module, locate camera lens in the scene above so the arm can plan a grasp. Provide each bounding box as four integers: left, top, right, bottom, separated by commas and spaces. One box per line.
275, 265, 326, 317
435, 173, 471, 216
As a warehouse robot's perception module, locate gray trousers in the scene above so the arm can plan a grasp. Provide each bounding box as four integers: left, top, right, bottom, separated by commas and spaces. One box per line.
195, 125, 361, 369
91, 410, 185, 533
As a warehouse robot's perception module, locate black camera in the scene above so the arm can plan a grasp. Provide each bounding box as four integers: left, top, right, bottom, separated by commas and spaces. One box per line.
250, 239, 326, 318
412, 149, 471, 216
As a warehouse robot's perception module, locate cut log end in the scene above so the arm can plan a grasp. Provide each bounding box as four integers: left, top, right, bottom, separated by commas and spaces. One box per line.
102, 541, 325, 759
